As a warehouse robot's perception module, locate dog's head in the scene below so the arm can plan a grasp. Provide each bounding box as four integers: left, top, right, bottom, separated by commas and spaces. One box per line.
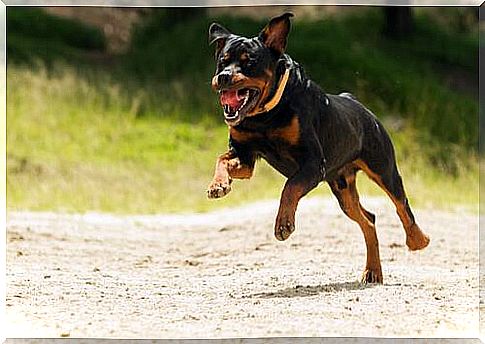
209, 13, 293, 126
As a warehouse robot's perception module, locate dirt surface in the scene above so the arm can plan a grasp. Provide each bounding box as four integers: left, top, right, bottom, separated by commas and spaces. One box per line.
5, 197, 479, 339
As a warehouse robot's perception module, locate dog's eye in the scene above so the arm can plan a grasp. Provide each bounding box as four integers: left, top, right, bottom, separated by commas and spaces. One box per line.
217, 57, 226, 69
245, 57, 257, 67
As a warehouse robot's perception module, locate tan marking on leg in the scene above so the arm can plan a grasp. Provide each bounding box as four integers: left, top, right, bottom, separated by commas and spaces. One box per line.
207, 151, 234, 199
227, 157, 254, 179
274, 183, 305, 241
330, 172, 382, 284
207, 150, 255, 199
353, 159, 429, 251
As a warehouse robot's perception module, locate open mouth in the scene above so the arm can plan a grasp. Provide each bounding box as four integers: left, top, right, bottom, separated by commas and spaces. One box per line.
219, 87, 260, 124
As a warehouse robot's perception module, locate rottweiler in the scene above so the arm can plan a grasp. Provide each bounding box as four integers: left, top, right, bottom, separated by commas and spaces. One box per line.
206, 13, 430, 284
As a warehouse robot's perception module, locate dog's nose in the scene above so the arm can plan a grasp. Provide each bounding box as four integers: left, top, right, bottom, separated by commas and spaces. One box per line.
217, 73, 232, 88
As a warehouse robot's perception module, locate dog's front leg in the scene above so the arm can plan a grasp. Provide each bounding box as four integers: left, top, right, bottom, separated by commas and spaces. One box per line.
275, 156, 324, 241
207, 148, 255, 199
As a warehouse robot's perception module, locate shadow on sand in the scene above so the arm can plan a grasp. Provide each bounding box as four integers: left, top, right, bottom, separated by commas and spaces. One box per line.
245, 281, 378, 299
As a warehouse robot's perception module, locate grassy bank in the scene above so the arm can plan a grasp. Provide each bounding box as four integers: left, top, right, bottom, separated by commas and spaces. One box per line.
6, 8, 479, 214
6, 65, 283, 213
6, 64, 478, 213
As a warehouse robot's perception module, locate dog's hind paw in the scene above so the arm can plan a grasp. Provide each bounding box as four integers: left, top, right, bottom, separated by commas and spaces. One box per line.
361, 268, 383, 284
406, 224, 430, 251
207, 181, 232, 199
274, 220, 295, 241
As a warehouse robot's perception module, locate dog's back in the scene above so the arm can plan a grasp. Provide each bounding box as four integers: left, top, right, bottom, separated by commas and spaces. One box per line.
314, 92, 388, 180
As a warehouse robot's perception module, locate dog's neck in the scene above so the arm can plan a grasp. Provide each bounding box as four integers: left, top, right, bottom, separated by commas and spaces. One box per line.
256, 68, 290, 114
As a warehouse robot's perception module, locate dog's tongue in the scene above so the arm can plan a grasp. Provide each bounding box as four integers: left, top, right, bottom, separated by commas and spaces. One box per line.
220, 89, 241, 108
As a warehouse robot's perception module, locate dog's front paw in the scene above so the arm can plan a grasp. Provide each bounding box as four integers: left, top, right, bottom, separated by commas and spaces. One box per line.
207, 180, 232, 199
361, 267, 383, 284
274, 214, 295, 241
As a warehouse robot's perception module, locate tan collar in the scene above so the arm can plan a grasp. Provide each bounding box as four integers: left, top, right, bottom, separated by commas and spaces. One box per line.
254, 68, 290, 114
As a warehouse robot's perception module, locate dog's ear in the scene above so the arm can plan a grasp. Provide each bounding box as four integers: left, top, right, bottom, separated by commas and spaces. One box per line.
209, 23, 231, 55
259, 12, 293, 54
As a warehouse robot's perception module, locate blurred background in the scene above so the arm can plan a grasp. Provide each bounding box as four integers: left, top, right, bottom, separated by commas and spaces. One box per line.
6, 6, 479, 213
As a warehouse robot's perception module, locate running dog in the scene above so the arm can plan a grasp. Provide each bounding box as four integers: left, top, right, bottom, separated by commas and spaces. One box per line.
206, 13, 430, 283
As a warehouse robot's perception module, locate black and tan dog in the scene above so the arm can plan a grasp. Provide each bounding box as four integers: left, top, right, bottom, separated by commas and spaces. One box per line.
206, 13, 430, 283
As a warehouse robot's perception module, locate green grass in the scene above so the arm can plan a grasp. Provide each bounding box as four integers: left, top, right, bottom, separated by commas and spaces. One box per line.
6, 8, 479, 214
6, 64, 478, 214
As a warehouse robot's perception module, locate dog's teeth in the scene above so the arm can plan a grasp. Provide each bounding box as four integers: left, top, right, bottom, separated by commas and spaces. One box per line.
239, 93, 249, 110
238, 100, 246, 111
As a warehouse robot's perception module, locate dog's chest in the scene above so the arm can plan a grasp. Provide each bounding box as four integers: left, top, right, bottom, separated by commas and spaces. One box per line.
230, 117, 302, 177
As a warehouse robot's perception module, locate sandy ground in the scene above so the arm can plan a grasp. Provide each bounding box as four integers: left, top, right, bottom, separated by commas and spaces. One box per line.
5, 197, 479, 339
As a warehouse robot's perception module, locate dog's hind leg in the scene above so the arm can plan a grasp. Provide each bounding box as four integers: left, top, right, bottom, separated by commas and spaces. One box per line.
354, 158, 430, 251
329, 168, 382, 284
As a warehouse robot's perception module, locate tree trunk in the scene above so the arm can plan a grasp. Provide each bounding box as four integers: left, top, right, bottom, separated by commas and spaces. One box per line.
383, 7, 414, 39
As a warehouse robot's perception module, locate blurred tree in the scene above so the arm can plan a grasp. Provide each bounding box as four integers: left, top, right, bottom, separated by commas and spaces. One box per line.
383, 7, 414, 39
139, 8, 206, 29
130, 7, 207, 50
